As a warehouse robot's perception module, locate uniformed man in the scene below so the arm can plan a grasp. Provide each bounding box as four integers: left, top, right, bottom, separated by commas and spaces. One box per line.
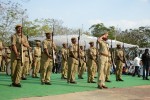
21, 47, 30, 80
87, 41, 97, 83
78, 45, 86, 79
115, 43, 125, 81
61, 43, 68, 79
105, 51, 112, 82
1, 47, 6, 72
5, 46, 11, 75
11, 24, 30, 87
32, 40, 41, 78
0, 41, 3, 71
40, 32, 56, 85
67, 37, 79, 84
97, 32, 109, 89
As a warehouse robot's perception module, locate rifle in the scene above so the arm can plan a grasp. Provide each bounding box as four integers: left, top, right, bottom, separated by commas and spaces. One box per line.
20, 18, 24, 66
78, 29, 81, 67
84, 41, 86, 62
27, 35, 32, 64
96, 37, 99, 63
110, 39, 116, 72
67, 33, 69, 59
52, 24, 55, 67
122, 43, 128, 68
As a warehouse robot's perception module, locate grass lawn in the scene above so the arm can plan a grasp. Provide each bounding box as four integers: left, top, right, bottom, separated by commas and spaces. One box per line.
0, 72, 150, 100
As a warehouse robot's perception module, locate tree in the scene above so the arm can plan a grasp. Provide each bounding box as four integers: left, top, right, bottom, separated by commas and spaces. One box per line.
116, 26, 150, 48
0, 0, 27, 45
89, 23, 116, 39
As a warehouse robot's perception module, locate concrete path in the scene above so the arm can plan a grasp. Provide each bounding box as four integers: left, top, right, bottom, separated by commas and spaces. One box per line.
19, 85, 150, 100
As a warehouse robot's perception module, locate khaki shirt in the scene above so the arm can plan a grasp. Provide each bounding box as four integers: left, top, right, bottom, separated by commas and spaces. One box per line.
11, 33, 29, 52
61, 47, 68, 61
42, 39, 56, 55
0, 41, 3, 56
6, 48, 11, 59
115, 49, 124, 62
98, 40, 109, 56
88, 47, 97, 60
11, 33, 29, 61
33, 47, 41, 57
80, 50, 85, 60
69, 44, 78, 59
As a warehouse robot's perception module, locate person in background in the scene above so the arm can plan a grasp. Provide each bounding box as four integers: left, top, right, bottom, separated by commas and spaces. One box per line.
141, 49, 150, 80
132, 54, 141, 77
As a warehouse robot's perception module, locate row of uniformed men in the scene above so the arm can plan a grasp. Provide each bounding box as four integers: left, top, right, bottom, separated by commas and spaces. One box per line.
0, 24, 125, 89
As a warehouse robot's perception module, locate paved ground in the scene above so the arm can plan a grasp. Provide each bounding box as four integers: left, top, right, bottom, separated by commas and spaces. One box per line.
19, 85, 150, 100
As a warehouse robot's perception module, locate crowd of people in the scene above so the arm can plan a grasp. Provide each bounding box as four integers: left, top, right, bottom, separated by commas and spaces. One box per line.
0, 24, 150, 89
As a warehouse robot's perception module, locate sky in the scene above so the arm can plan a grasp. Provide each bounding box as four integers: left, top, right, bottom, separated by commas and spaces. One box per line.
5, 0, 150, 31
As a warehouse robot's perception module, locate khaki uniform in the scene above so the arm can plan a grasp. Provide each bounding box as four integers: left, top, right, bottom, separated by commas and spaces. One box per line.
1, 49, 6, 71
5, 47, 11, 75
105, 51, 111, 81
32, 47, 41, 77
115, 49, 124, 80
11, 33, 29, 84
0, 41, 3, 70
97, 40, 109, 86
87, 47, 97, 82
61, 47, 68, 79
78, 50, 86, 78
40, 39, 56, 83
67, 44, 78, 83
22, 49, 29, 78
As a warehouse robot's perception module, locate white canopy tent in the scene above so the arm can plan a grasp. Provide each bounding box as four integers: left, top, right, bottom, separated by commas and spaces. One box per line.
29, 34, 138, 49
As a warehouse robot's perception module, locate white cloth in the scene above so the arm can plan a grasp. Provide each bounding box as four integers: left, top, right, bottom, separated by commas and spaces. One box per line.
133, 57, 141, 67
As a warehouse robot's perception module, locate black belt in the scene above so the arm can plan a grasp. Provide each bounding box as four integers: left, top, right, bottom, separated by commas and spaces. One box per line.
35, 55, 41, 57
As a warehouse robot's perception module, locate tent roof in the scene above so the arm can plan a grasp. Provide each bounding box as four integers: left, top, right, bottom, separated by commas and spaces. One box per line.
29, 34, 139, 49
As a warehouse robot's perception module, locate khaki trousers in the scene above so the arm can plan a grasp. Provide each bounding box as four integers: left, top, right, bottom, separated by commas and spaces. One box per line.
61, 60, 68, 78
67, 57, 78, 82
97, 55, 108, 86
87, 59, 97, 82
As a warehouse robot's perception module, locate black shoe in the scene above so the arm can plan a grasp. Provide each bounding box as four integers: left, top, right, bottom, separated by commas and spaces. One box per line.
22, 77, 27, 80
15, 83, 22, 87
35, 76, 39, 78
97, 85, 103, 89
70, 81, 77, 84
91, 81, 96, 83
45, 82, 52, 85
41, 82, 45, 85
12, 83, 21, 87
146, 78, 149, 80
106, 80, 111, 82
118, 79, 124, 81
138, 75, 141, 77
102, 85, 108, 89
10, 83, 15, 87
116, 79, 119, 81
61, 77, 67, 79
78, 77, 84, 79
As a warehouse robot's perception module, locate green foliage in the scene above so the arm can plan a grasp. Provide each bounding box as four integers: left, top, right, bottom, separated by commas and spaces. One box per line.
89, 23, 115, 39
0, 0, 27, 45
116, 26, 150, 48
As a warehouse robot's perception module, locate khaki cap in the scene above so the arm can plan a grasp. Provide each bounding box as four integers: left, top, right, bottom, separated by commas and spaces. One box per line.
15, 24, 22, 29
71, 37, 76, 40
89, 41, 94, 44
45, 32, 52, 34
62, 43, 66, 45
116, 43, 121, 46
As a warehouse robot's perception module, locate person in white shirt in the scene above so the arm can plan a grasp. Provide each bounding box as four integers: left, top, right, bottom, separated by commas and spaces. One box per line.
133, 54, 141, 77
